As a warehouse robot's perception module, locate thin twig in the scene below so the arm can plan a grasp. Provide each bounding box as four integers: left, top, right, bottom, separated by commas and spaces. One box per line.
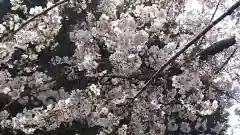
199, 0, 222, 44
0, 0, 69, 42
129, 0, 240, 104
190, 0, 222, 58
215, 47, 237, 75
204, 48, 239, 103
211, 84, 240, 103
166, 0, 175, 15
210, 0, 222, 22
1, 99, 17, 111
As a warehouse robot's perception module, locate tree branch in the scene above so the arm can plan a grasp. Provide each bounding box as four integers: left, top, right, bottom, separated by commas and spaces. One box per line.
129, 0, 240, 104
215, 47, 237, 75
210, 0, 222, 22
0, 0, 69, 42
206, 48, 239, 103
211, 84, 240, 103
199, 36, 236, 60
189, 0, 222, 58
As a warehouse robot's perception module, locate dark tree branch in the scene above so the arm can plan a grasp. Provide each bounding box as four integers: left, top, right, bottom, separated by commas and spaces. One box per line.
129, 0, 240, 104
190, 0, 224, 59
0, 0, 69, 42
199, 36, 236, 60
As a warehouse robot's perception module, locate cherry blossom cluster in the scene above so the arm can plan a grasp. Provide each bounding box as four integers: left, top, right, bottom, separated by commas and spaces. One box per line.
0, 0, 238, 135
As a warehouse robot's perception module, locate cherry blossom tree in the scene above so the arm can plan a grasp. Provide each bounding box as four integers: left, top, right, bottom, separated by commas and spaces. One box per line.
0, 0, 240, 135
